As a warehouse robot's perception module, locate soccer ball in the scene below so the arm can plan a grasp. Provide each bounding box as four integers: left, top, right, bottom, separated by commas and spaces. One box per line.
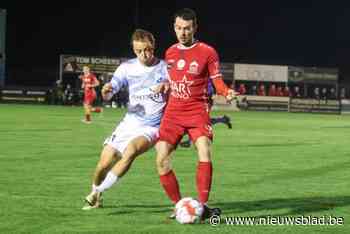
175, 197, 204, 224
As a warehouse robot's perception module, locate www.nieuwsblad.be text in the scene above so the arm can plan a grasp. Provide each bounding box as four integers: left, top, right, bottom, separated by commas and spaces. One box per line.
209, 215, 344, 226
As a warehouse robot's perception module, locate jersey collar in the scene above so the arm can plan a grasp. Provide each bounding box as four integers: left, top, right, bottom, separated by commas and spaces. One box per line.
176, 40, 199, 50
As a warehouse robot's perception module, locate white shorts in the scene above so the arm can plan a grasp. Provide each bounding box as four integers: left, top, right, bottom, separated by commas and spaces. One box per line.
104, 114, 159, 154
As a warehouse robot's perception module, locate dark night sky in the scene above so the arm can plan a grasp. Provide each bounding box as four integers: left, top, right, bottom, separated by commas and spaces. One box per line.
0, 1, 349, 86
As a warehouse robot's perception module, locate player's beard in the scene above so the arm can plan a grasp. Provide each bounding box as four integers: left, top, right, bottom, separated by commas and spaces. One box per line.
180, 37, 194, 47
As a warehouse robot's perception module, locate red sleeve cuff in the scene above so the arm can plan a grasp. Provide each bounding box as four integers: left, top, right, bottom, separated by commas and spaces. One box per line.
212, 77, 229, 96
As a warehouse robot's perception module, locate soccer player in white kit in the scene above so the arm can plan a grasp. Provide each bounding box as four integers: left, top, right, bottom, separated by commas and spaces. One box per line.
83, 29, 168, 210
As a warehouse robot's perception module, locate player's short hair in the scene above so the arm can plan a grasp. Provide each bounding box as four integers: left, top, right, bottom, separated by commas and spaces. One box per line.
131, 29, 155, 48
174, 8, 197, 27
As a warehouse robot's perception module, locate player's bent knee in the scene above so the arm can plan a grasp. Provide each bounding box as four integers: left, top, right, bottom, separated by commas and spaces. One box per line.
98, 145, 119, 169
156, 154, 171, 172
194, 136, 212, 162
155, 141, 174, 173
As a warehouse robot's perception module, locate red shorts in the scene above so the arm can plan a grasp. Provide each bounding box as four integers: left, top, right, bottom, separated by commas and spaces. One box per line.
159, 112, 213, 145
84, 91, 96, 105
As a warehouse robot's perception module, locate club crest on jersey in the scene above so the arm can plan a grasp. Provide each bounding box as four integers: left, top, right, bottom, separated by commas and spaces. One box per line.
155, 76, 164, 83
187, 60, 199, 74
176, 59, 186, 70
170, 75, 193, 99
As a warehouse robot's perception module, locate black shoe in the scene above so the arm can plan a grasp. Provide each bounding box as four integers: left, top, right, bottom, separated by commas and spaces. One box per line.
179, 140, 191, 148
201, 205, 222, 220
223, 115, 232, 129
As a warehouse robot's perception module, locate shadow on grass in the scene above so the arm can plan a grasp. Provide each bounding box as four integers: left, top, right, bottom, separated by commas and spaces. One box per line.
106, 204, 172, 216
107, 196, 350, 217
213, 196, 350, 217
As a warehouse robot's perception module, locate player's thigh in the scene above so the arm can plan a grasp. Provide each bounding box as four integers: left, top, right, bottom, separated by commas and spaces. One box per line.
123, 135, 154, 159
84, 94, 94, 106
106, 115, 157, 153
193, 136, 212, 162
187, 115, 213, 143
83, 102, 92, 110
159, 116, 185, 145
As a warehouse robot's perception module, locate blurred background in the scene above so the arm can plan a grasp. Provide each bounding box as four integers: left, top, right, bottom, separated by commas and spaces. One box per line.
0, 1, 349, 113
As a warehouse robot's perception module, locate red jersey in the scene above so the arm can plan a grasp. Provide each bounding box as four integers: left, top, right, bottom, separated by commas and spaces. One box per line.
165, 42, 222, 115
81, 73, 98, 95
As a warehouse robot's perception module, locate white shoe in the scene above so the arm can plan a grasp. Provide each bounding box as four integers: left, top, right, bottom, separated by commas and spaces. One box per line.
82, 200, 103, 210
85, 191, 98, 205
81, 119, 92, 124
83, 191, 102, 210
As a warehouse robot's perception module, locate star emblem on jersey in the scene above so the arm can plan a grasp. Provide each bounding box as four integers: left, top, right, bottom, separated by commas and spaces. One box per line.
177, 59, 186, 70
170, 75, 194, 99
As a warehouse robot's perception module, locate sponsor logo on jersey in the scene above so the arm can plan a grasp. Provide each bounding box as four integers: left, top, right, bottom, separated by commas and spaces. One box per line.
131, 92, 165, 103
177, 59, 186, 70
170, 75, 194, 99
156, 76, 164, 83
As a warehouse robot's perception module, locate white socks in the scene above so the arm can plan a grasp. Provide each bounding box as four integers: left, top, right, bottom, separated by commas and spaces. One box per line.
95, 171, 119, 193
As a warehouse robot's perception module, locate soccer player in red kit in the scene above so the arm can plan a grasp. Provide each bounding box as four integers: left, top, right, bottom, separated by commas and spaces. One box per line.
155, 8, 238, 219
79, 66, 102, 123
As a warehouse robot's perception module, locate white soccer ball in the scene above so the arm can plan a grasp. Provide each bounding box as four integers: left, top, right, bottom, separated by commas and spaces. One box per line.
175, 197, 204, 224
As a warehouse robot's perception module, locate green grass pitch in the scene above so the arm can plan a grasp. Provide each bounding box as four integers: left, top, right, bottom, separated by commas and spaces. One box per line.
0, 104, 349, 233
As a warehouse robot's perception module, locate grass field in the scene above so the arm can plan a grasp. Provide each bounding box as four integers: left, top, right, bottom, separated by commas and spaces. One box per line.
1, 104, 350, 233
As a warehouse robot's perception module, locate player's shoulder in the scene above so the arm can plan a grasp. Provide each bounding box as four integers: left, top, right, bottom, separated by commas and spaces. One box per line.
165, 43, 179, 55
121, 58, 138, 67
197, 41, 218, 54
115, 58, 138, 73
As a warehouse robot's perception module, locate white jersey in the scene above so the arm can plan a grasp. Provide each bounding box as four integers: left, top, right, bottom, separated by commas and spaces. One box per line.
110, 58, 168, 127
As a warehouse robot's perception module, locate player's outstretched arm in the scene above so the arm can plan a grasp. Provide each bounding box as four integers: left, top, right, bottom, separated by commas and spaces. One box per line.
212, 78, 239, 101
93, 78, 100, 88
225, 89, 240, 102
152, 82, 170, 94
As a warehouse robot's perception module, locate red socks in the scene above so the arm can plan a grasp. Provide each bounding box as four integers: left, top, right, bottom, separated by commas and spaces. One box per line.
160, 170, 181, 204
92, 107, 102, 113
160, 162, 213, 205
196, 161, 213, 204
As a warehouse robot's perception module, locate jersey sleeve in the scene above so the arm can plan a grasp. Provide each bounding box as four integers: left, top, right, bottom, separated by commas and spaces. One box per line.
207, 47, 222, 79
92, 74, 99, 85
207, 47, 229, 96
110, 63, 128, 94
